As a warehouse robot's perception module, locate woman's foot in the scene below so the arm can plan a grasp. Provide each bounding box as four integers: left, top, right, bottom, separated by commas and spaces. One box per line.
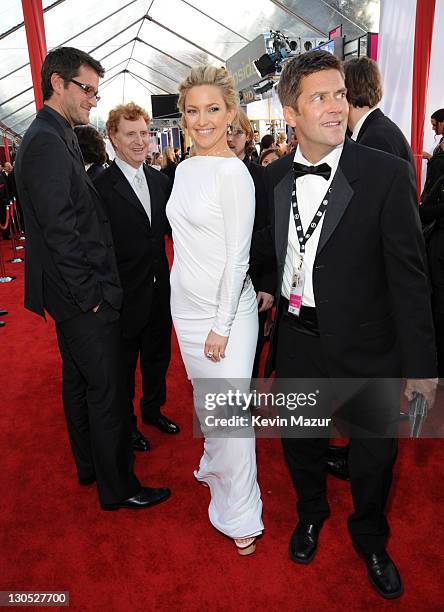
234, 536, 256, 556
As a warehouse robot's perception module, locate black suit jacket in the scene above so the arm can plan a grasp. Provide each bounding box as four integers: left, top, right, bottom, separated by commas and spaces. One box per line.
243, 157, 276, 296
94, 161, 171, 337
254, 138, 436, 378
14, 106, 122, 322
422, 142, 444, 202
356, 108, 414, 167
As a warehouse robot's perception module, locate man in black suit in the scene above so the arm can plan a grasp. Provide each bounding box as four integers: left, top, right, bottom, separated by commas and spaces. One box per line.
95, 102, 179, 450
327, 56, 416, 479
421, 108, 444, 201
346, 56, 414, 164
14, 47, 170, 511
254, 51, 437, 598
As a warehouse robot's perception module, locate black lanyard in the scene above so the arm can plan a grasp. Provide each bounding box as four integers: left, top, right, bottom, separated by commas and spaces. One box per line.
291, 179, 331, 254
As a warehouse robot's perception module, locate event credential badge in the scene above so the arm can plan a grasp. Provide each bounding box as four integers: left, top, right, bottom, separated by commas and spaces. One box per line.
288, 257, 304, 316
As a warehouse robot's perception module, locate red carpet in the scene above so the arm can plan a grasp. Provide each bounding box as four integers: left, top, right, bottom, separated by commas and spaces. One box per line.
1, 238, 443, 611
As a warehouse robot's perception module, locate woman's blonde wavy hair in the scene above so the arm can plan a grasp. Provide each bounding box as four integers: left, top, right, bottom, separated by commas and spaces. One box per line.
177, 65, 239, 130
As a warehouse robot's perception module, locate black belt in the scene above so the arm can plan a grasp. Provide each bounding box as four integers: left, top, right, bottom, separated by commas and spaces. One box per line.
280, 296, 320, 335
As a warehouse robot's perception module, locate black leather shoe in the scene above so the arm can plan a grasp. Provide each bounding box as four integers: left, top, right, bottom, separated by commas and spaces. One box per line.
0, 310, 8, 316
78, 475, 96, 486
326, 457, 350, 480
143, 413, 180, 434
363, 551, 403, 599
289, 522, 322, 564
132, 429, 150, 452
101, 486, 171, 511
327, 444, 350, 480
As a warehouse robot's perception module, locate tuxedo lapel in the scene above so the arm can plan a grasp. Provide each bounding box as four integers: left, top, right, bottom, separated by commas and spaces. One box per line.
274, 169, 293, 270
111, 162, 150, 224
144, 166, 159, 229
316, 139, 358, 256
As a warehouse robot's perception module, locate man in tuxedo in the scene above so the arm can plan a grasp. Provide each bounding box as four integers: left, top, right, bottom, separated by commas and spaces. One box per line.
14, 47, 170, 511
256, 51, 437, 598
95, 103, 178, 451
327, 56, 415, 480
422, 108, 444, 201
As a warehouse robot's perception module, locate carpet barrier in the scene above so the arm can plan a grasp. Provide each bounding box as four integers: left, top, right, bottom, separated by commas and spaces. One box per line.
0, 240, 443, 610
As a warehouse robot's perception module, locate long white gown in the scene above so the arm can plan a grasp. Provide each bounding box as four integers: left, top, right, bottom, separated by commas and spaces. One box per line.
166, 155, 264, 539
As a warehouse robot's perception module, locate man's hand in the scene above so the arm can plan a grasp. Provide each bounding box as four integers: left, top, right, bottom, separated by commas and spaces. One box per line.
92, 303, 101, 313
257, 291, 274, 313
404, 378, 438, 409
422, 151, 432, 161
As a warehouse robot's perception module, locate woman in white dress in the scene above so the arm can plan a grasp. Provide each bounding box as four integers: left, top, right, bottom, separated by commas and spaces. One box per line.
166, 66, 263, 555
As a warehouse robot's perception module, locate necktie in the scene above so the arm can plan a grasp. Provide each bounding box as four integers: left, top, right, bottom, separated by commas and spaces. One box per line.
293, 162, 331, 181
134, 169, 151, 223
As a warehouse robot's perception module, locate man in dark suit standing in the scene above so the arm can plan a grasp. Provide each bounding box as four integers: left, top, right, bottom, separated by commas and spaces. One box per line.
255, 51, 437, 598
346, 56, 414, 164
421, 108, 444, 201
95, 102, 179, 450
14, 47, 170, 511
327, 56, 415, 480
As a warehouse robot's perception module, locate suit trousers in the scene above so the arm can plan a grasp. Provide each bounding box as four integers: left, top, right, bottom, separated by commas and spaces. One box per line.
121, 285, 172, 427
275, 310, 398, 554
56, 303, 141, 505
252, 310, 267, 378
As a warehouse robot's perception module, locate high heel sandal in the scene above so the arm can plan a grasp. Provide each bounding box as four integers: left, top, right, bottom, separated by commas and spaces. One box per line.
234, 536, 256, 556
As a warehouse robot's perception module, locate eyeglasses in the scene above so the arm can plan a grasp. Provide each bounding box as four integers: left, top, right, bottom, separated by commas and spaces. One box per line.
69, 79, 101, 102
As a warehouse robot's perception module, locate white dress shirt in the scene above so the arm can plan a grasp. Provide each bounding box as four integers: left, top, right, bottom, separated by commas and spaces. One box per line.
281, 144, 343, 307
351, 107, 378, 141
115, 157, 151, 222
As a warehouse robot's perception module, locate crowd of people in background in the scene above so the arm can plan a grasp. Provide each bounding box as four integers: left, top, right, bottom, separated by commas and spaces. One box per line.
2, 43, 444, 602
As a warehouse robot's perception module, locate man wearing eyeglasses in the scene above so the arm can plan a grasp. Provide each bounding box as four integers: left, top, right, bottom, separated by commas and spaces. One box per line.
15, 47, 171, 511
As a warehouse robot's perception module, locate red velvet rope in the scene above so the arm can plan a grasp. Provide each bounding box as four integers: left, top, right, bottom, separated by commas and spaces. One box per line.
0, 207, 10, 231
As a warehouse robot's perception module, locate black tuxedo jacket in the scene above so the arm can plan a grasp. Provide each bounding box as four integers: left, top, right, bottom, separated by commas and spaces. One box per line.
94, 161, 171, 337
356, 108, 414, 167
14, 106, 122, 322
243, 157, 276, 296
422, 142, 444, 201
254, 138, 436, 378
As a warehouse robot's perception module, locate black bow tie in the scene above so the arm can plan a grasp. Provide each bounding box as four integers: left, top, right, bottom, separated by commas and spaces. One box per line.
293, 162, 331, 181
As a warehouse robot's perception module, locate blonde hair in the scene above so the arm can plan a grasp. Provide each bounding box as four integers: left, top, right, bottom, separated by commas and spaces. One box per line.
177, 65, 239, 129
162, 146, 176, 167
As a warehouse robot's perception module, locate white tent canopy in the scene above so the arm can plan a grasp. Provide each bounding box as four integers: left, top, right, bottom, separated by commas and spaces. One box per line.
0, 0, 380, 137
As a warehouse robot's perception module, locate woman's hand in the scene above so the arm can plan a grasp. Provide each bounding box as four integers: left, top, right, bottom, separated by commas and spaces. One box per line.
204, 330, 228, 362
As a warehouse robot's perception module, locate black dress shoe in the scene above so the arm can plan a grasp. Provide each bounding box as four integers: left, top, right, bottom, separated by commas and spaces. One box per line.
0, 310, 8, 316
101, 486, 171, 511
78, 475, 96, 486
132, 429, 150, 452
289, 522, 322, 564
327, 443, 350, 480
363, 551, 403, 599
326, 457, 350, 480
143, 413, 180, 434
